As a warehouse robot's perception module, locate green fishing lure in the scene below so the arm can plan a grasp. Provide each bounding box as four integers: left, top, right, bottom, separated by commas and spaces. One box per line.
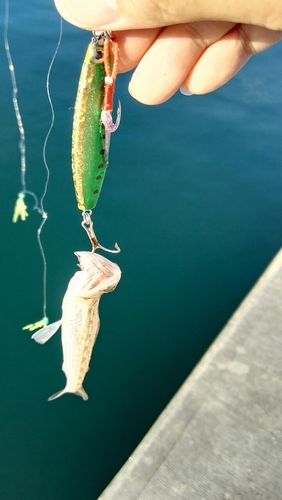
72, 41, 106, 211
72, 34, 120, 212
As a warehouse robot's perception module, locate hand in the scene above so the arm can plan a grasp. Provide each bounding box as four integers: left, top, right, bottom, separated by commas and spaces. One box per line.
55, 0, 282, 104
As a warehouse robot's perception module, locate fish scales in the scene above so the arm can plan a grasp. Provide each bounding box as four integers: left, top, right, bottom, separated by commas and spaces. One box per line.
62, 296, 101, 391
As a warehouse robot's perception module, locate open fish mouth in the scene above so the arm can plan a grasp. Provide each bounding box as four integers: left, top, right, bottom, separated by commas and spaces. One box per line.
75, 251, 121, 293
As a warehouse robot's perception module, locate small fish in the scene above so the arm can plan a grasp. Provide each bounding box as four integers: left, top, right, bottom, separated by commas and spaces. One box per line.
32, 251, 121, 401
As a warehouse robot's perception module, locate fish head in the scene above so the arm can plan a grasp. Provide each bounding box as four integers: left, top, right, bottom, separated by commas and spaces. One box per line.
74, 251, 121, 298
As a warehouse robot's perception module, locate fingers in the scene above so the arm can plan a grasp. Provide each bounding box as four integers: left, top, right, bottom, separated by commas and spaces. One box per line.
128, 21, 235, 104
54, 0, 282, 31
115, 29, 161, 73
125, 22, 282, 103
184, 26, 252, 95
53, 0, 282, 105
184, 24, 282, 94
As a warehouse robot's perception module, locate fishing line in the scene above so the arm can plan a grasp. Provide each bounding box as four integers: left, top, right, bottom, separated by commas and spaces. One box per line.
23, 15, 63, 330
3, 0, 41, 216
4, 0, 63, 330
37, 15, 63, 321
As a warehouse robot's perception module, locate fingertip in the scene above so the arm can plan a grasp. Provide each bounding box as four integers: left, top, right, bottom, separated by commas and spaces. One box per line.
128, 80, 154, 105
54, 0, 119, 30
128, 79, 171, 105
128, 80, 145, 104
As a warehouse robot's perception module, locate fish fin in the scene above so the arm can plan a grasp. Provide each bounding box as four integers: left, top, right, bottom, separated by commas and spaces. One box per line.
47, 389, 66, 401
48, 387, 88, 401
74, 387, 88, 401
31, 320, 61, 344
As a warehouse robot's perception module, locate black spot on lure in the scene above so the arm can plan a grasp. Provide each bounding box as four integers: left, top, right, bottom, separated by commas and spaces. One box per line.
72, 33, 120, 211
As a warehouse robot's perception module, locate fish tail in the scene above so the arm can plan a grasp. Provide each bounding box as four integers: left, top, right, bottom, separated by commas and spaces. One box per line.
47, 386, 88, 402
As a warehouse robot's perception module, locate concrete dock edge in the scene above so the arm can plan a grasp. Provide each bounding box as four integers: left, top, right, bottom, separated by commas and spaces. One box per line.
99, 249, 282, 500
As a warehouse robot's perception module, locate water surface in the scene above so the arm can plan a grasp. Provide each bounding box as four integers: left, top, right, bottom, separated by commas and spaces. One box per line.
1, 2, 282, 498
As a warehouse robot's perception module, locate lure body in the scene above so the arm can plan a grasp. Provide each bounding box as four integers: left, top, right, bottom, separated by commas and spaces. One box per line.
72, 43, 107, 211
31, 251, 121, 401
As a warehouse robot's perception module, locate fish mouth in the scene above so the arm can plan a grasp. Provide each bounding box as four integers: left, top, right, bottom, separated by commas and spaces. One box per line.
75, 251, 95, 270
74, 251, 121, 290
75, 251, 114, 271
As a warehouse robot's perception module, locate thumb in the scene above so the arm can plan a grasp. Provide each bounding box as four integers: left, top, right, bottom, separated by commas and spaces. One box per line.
54, 0, 282, 34
54, 0, 227, 31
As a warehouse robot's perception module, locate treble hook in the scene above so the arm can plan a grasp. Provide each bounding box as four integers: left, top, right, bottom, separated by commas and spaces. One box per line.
81, 211, 120, 254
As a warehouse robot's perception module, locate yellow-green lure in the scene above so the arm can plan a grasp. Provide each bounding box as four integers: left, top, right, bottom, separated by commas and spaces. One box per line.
72, 33, 120, 211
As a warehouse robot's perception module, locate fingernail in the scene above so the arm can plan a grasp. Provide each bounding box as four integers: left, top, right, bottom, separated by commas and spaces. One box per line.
90, 0, 119, 28
57, 0, 119, 30
180, 86, 193, 96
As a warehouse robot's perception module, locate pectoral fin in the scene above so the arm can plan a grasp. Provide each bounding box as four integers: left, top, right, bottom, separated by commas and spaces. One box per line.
31, 320, 62, 344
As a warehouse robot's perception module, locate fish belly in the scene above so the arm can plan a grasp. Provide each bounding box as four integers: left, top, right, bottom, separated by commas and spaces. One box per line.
61, 296, 100, 392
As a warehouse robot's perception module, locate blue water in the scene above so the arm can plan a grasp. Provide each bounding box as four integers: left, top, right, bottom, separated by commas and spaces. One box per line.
1, 1, 282, 498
